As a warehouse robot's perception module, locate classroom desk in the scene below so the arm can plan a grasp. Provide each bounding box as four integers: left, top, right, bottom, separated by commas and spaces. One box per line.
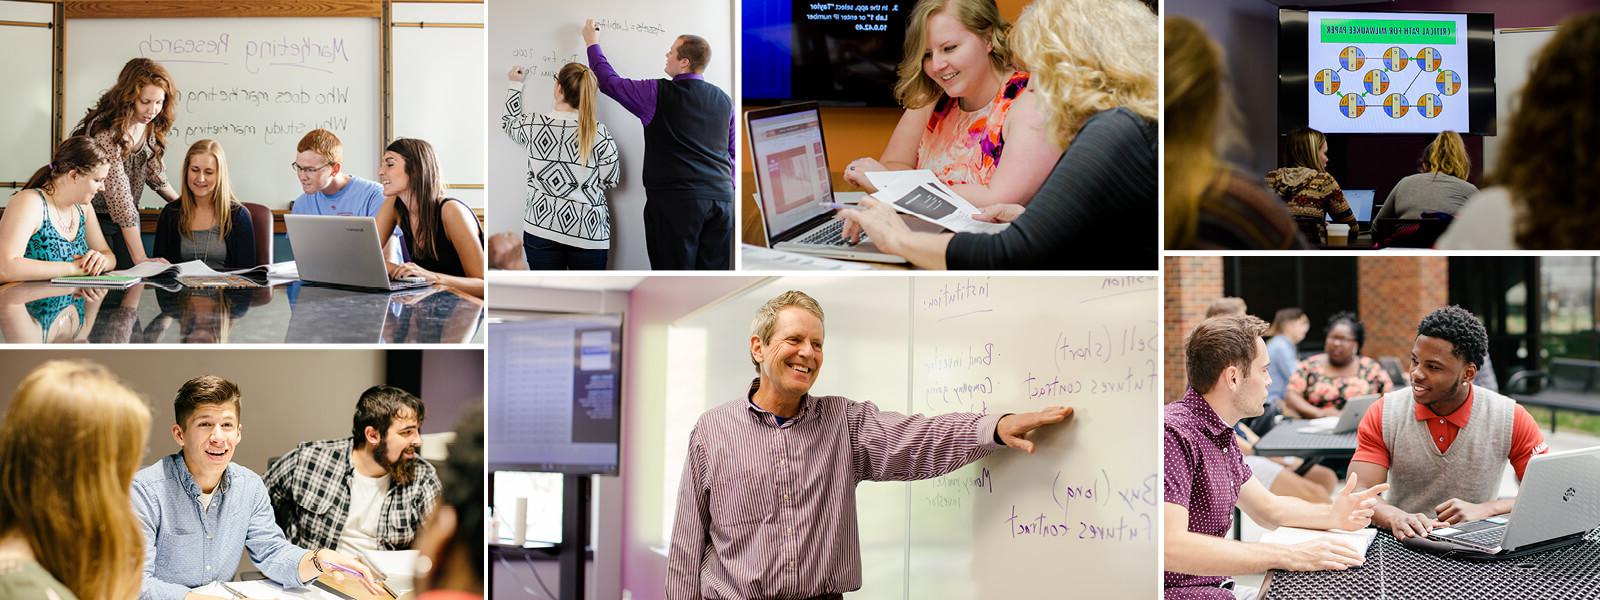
1261, 529, 1600, 599
0, 281, 483, 344
1252, 420, 1359, 469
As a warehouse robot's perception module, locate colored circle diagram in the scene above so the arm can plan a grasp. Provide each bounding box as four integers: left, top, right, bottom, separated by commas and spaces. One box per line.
1384, 47, 1410, 71
1417, 47, 1442, 72
1419, 94, 1443, 118
1317, 45, 1461, 121
1341, 93, 1365, 118
1364, 70, 1389, 95
1339, 46, 1365, 70
1315, 69, 1341, 95
1437, 70, 1462, 95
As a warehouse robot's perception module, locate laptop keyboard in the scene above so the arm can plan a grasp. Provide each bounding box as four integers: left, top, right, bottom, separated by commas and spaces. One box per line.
1452, 526, 1506, 548
795, 220, 866, 247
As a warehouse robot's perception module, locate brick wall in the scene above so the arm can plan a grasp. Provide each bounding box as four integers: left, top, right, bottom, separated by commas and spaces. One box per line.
1357, 257, 1450, 362
1164, 257, 1225, 402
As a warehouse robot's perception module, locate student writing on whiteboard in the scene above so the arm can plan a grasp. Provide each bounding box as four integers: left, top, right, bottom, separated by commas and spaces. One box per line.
666, 291, 1074, 599
1165, 315, 1390, 600
132, 376, 382, 600
0, 137, 118, 282
153, 140, 257, 270
503, 63, 621, 270
0, 361, 150, 600
837, 0, 1158, 269
374, 139, 486, 299
290, 129, 388, 219
840, 0, 1061, 210
583, 19, 734, 270
68, 58, 182, 270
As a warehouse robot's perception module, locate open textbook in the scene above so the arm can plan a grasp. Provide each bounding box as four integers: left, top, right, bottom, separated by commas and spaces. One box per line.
863, 170, 1010, 235
104, 260, 298, 290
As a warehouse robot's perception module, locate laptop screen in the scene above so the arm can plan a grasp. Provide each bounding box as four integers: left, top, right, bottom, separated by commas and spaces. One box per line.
747, 105, 834, 238
1330, 189, 1376, 222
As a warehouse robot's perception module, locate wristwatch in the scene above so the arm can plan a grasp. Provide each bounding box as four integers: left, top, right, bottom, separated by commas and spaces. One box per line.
311, 548, 327, 573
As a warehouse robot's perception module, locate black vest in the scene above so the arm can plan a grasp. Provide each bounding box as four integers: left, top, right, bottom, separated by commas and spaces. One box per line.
643, 78, 733, 194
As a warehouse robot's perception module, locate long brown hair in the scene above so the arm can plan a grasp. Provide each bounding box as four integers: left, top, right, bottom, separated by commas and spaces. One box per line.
1502, 14, 1600, 248
556, 63, 601, 165
177, 139, 240, 238
70, 58, 178, 163
22, 136, 114, 192
1420, 130, 1471, 181
0, 360, 150, 600
388, 138, 447, 261
1283, 128, 1327, 171
894, 0, 1014, 109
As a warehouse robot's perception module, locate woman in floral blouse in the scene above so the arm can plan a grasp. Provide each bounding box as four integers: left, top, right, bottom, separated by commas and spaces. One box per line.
1285, 311, 1393, 418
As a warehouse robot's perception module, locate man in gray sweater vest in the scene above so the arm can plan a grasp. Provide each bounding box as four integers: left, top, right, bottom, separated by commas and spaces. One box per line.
1351, 306, 1549, 539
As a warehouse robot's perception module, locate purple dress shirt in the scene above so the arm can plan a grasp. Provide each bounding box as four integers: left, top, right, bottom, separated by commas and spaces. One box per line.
1164, 387, 1253, 599
586, 43, 736, 175
666, 378, 1005, 599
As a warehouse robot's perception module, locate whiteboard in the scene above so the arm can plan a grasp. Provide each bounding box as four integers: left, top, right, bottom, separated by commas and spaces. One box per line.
392, 2, 485, 209
664, 276, 1161, 598
64, 17, 382, 210
0, 0, 53, 193
487, 0, 734, 270
1485, 28, 1558, 175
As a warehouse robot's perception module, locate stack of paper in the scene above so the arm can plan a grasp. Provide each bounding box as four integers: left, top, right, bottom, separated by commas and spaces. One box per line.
1260, 525, 1379, 558
862, 170, 1010, 235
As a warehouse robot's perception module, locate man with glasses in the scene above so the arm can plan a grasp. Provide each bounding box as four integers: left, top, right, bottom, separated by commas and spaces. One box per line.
290, 129, 386, 217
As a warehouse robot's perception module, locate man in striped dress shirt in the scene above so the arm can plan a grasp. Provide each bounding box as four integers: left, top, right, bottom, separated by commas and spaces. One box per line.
666, 291, 1074, 599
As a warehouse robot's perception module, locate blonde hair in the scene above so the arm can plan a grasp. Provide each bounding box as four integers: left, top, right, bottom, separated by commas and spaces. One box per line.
1163, 17, 1240, 248
1012, 0, 1158, 148
1421, 130, 1471, 181
178, 139, 241, 239
894, 0, 1014, 109
0, 360, 150, 600
556, 63, 601, 165
1284, 127, 1327, 172
749, 290, 825, 371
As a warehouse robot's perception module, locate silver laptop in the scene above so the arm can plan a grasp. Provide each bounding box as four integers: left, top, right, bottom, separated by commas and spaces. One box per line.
284, 214, 429, 291
744, 102, 911, 264
1332, 394, 1379, 434
1418, 446, 1600, 557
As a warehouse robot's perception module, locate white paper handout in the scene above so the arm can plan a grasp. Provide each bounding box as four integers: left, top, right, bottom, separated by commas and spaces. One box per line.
741, 245, 872, 271
862, 170, 1010, 235
1259, 525, 1378, 558
1297, 416, 1342, 433
110, 259, 270, 279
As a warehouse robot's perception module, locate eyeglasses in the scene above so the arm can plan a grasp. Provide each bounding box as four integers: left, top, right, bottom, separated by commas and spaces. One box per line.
290, 162, 331, 175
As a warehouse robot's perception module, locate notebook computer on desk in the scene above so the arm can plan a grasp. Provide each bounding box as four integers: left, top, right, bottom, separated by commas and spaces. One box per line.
745, 102, 915, 264
1402, 446, 1600, 560
1330, 189, 1376, 232
284, 215, 431, 292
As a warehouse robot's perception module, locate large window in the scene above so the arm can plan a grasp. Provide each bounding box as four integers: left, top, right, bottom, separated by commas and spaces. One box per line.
1224, 256, 1360, 354
1540, 257, 1599, 363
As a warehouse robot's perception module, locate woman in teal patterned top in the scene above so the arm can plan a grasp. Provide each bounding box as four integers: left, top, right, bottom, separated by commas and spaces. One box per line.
0, 137, 118, 282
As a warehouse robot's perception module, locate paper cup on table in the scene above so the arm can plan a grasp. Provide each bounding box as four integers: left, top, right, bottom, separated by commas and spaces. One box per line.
1327, 223, 1350, 245
514, 497, 529, 545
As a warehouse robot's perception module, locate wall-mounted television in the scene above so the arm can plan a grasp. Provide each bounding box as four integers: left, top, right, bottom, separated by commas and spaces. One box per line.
487, 314, 623, 476
744, 0, 909, 106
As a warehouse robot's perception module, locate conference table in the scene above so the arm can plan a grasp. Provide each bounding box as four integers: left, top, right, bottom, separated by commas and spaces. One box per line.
0, 280, 483, 344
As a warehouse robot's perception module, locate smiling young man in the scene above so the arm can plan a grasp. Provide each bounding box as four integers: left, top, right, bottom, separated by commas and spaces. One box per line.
1349, 306, 1549, 539
666, 291, 1074, 599
289, 129, 386, 218
265, 385, 440, 555
131, 376, 378, 600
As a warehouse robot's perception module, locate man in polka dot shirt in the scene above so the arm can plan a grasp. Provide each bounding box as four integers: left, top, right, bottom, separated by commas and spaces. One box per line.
1164, 314, 1390, 600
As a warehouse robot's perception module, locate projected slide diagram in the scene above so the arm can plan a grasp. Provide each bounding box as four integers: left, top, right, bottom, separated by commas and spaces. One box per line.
1307, 12, 1469, 134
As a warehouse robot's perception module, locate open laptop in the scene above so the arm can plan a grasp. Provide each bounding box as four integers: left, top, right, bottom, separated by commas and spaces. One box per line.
1403, 446, 1600, 559
284, 215, 430, 291
1330, 189, 1376, 231
744, 102, 912, 264
1295, 393, 1378, 434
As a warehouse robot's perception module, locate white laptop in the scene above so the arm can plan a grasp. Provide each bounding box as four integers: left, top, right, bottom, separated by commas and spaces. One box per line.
1296, 394, 1378, 434
285, 214, 429, 291
745, 102, 917, 264
1406, 446, 1600, 559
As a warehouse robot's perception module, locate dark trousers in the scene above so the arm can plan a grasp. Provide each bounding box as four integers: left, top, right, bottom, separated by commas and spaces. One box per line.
98, 213, 138, 270
642, 190, 732, 270
523, 232, 608, 270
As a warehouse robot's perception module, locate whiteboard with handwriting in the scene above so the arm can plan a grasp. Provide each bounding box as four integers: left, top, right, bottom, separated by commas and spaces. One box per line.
64, 18, 381, 209
664, 276, 1160, 598
0, 1, 52, 192
487, 0, 733, 270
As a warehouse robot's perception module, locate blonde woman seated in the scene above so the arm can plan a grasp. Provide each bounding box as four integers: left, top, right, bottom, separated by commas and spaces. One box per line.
1377, 130, 1478, 220
841, 0, 1061, 208
0, 136, 117, 282
154, 140, 257, 269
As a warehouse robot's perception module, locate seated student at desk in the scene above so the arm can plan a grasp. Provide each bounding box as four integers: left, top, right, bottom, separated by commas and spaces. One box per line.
131, 376, 377, 600
1285, 312, 1392, 419
1376, 131, 1477, 221
154, 140, 256, 269
1265, 128, 1357, 246
836, 0, 1157, 269
0, 136, 117, 282
291, 129, 387, 217
374, 139, 485, 299
266, 385, 439, 555
1350, 307, 1549, 539
1165, 315, 1388, 600
0, 361, 150, 600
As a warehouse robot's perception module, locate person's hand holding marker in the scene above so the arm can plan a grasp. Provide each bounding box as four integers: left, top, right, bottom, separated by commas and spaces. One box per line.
582, 18, 601, 46
508, 65, 527, 83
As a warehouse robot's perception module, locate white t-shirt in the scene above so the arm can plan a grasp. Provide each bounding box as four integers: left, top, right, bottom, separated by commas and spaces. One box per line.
337, 470, 392, 556
198, 491, 214, 511
1434, 186, 1518, 249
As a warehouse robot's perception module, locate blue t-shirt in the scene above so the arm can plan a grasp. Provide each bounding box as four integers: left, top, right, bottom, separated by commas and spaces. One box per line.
290, 175, 385, 216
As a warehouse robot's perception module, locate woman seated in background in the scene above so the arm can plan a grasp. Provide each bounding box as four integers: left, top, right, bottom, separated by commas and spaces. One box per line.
1266, 127, 1358, 245
836, 0, 1157, 269
0, 136, 117, 283
0, 360, 150, 599
1165, 17, 1307, 250
1285, 311, 1393, 419
1376, 130, 1478, 220
376, 138, 485, 298
841, 0, 1060, 208
154, 139, 257, 269
1436, 13, 1600, 249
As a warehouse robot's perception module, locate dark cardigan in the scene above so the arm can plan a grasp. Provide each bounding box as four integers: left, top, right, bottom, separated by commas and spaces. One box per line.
152, 203, 258, 268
